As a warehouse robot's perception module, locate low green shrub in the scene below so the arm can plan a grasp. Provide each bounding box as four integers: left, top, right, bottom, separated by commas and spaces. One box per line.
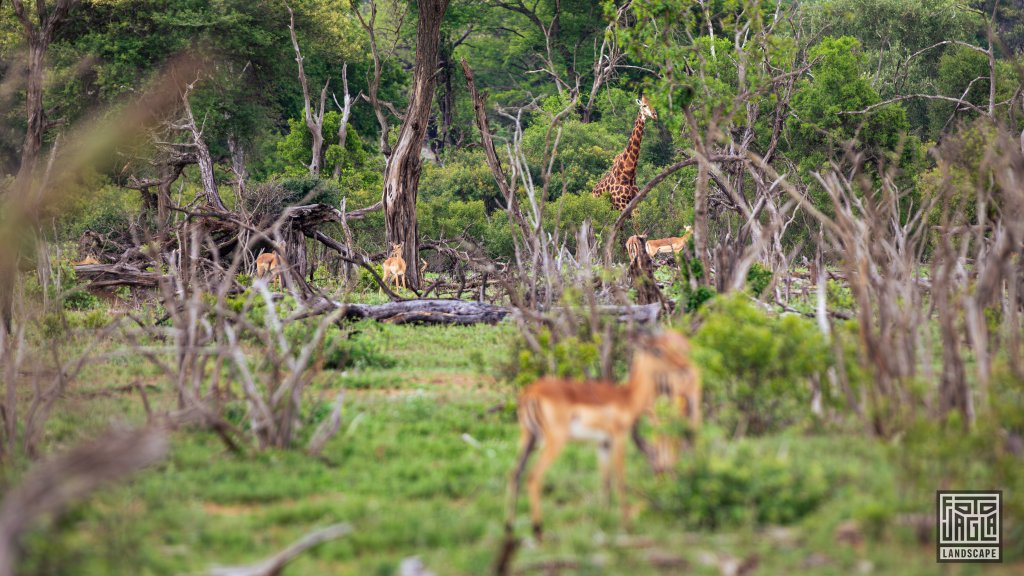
746, 262, 773, 297
510, 328, 603, 387
693, 293, 830, 434
645, 442, 830, 528
322, 328, 396, 371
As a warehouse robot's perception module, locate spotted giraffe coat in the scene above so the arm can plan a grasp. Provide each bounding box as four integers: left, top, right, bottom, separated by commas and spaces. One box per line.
592, 108, 648, 211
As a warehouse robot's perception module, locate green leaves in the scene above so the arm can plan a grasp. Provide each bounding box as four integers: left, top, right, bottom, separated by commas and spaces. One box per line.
693, 293, 831, 434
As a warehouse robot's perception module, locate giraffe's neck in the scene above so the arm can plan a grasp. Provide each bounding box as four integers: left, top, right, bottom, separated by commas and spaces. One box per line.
617, 111, 646, 184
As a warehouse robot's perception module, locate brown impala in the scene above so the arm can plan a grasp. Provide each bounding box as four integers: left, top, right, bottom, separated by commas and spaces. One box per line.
505, 330, 700, 540
645, 225, 693, 258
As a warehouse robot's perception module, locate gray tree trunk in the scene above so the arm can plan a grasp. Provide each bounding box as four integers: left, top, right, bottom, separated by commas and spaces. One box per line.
382, 0, 450, 290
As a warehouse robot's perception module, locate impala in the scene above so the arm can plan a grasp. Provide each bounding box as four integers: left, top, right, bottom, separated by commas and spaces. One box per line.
381, 243, 407, 291
645, 225, 693, 258
505, 330, 700, 540
625, 234, 645, 262
255, 246, 283, 289
74, 255, 100, 266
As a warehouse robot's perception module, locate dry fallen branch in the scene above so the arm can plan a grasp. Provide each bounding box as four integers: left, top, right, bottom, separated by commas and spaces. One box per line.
0, 426, 169, 576
208, 523, 352, 576
73, 262, 165, 289
295, 299, 662, 326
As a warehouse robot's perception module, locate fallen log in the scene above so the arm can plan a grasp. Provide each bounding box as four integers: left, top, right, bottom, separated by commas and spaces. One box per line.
298, 299, 661, 326
338, 299, 509, 325
74, 263, 166, 289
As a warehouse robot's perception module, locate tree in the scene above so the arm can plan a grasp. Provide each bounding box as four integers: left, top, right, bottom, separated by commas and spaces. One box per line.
287, 3, 330, 178
7, 0, 78, 195
381, 0, 450, 290
1, 0, 79, 335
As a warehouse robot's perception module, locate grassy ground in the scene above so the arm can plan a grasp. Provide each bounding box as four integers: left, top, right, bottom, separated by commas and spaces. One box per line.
11, 313, 1016, 576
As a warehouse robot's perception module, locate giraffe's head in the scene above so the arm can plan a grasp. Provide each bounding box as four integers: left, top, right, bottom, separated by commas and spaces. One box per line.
636, 95, 657, 121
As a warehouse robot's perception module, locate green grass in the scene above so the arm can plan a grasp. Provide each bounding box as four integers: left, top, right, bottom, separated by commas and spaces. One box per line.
10, 313, 1019, 575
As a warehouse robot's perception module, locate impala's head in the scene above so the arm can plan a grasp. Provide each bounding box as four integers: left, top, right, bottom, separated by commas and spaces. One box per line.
633, 329, 700, 474
642, 330, 692, 369
391, 242, 404, 254
636, 95, 657, 121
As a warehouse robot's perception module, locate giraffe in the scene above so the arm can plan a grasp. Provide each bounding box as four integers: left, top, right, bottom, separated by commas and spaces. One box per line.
592, 95, 658, 211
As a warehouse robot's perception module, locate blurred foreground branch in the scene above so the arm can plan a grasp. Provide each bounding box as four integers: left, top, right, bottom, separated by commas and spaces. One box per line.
0, 426, 169, 576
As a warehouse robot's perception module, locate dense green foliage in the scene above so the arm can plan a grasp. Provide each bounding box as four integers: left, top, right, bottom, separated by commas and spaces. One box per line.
693, 294, 831, 434
3, 0, 1023, 574
2, 0, 1017, 252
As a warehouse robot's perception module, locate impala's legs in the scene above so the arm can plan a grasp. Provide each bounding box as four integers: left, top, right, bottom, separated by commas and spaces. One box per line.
527, 433, 565, 541
598, 440, 612, 506
506, 428, 537, 533
611, 435, 629, 529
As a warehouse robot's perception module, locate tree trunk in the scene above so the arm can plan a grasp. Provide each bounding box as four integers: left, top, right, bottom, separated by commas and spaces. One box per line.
382, 0, 450, 290
436, 33, 455, 154
332, 64, 354, 180
693, 159, 710, 285
227, 134, 247, 197
626, 235, 665, 308
179, 86, 225, 211
287, 4, 328, 177
14, 39, 46, 195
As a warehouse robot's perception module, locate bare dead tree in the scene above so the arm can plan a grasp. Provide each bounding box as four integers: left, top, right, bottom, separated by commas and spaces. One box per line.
772, 155, 937, 436
580, 2, 631, 122
460, 59, 532, 246
353, 0, 408, 158
332, 63, 359, 179
381, 0, 450, 291
287, 3, 330, 177
173, 76, 227, 211
489, 0, 577, 98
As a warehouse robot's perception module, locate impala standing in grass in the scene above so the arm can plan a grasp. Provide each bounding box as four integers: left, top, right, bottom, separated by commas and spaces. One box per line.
505, 330, 700, 540
382, 242, 408, 291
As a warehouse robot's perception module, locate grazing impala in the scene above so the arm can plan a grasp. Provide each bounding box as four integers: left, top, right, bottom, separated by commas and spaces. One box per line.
505, 330, 700, 540
255, 245, 284, 289
381, 243, 407, 291
645, 226, 693, 258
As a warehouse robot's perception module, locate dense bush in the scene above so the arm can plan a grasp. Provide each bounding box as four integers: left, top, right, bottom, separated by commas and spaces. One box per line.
893, 362, 1024, 561
59, 184, 140, 244
510, 328, 603, 388
522, 113, 618, 196
419, 150, 501, 207
644, 442, 830, 528
417, 194, 489, 241
746, 263, 773, 297
541, 192, 618, 251
693, 293, 830, 434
